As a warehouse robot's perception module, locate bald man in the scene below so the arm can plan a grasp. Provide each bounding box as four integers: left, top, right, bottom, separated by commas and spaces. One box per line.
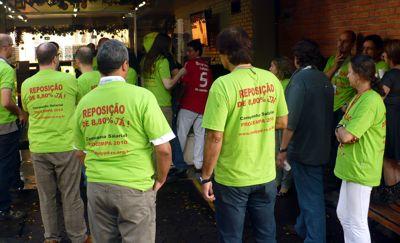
0, 34, 27, 221
74, 46, 101, 100
21, 42, 88, 242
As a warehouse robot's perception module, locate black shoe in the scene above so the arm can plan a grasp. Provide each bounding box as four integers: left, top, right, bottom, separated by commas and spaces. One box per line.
0, 209, 27, 221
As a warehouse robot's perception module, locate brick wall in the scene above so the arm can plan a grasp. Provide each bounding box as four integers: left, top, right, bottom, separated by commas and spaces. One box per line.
278, 0, 400, 57
174, 0, 253, 64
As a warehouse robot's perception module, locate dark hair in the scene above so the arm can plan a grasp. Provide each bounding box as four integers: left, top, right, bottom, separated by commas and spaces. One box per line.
36, 42, 58, 65
187, 39, 203, 56
97, 40, 129, 76
142, 33, 171, 75
350, 55, 385, 96
271, 56, 295, 80
384, 39, 400, 65
75, 46, 93, 65
216, 27, 252, 65
344, 30, 356, 44
49, 41, 59, 50
292, 39, 324, 68
363, 34, 384, 51
87, 43, 96, 54
97, 38, 109, 49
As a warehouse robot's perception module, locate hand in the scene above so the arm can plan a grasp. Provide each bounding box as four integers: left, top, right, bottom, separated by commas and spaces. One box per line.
18, 110, 28, 126
153, 179, 165, 193
75, 150, 86, 164
277, 151, 287, 169
202, 182, 215, 202
334, 52, 345, 67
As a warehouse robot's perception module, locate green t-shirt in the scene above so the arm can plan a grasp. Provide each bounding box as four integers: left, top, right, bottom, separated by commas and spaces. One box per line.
0, 61, 17, 125
142, 58, 172, 107
126, 67, 138, 85
324, 56, 356, 111
376, 60, 389, 78
202, 67, 288, 187
21, 69, 78, 153
77, 71, 101, 100
74, 78, 173, 191
334, 90, 386, 186
281, 78, 290, 91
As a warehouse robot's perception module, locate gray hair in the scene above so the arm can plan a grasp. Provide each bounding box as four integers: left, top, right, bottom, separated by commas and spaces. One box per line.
97, 40, 129, 75
0, 34, 12, 47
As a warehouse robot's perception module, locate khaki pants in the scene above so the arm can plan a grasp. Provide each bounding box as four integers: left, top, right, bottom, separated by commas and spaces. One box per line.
31, 151, 87, 242
87, 182, 156, 243
161, 106, 173, 127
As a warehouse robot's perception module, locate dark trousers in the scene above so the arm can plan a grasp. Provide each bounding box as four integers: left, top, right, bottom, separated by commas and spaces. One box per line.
292, 162, 326, 243
0, 130, 20, 211
327, 109, 344, 191
213, 180, 276, 243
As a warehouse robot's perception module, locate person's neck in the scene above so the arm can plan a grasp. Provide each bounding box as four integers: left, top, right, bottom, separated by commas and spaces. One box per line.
80, 64, 93, 73
104, 70, 125, 78
0, 53, 8, 61
231, 63, 252, 72
356, 81, 371, 94
39, 65, 55, 71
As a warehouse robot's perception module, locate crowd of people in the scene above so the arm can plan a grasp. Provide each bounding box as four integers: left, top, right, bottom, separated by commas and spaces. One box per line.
0, 25, 399, 243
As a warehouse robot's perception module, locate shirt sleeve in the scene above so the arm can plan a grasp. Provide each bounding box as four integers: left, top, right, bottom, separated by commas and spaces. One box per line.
142, 92, 175, 145
323, 56, 334, 73
0, 66, 15, 90
286, 79, 305, 131
202, 83, 228, 132
381, 71, 393, 89
158, 58, 171, 80
341, 97, 375, 139
73, 106, 86, 150
21, 82, 28, 112
275, 80, 288, 117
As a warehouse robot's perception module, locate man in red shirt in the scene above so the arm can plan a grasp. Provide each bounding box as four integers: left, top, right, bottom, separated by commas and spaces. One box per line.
176, 40, 212, 170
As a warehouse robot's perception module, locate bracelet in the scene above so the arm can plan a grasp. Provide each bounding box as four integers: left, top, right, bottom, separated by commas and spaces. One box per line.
279, 148, 288, 153
200, 176, 212, 185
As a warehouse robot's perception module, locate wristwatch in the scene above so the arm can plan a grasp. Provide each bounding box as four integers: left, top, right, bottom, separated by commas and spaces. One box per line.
279, 148, 288, 153
200, 176, 212, 184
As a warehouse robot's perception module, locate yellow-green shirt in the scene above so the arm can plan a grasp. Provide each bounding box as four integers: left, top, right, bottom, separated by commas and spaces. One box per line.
77, 71, 101, 100
324, 56, 356, 111
376, 60, 389, 79
126, 67, 138, 85
21, 69, 78, 153
334, 90, 386, 186
0, 60, 17, 125
142, 58, 171, 107
202, 68, 288, 187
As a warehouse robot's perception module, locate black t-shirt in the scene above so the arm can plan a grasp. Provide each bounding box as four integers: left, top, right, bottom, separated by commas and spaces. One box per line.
285, 67, 334, 165
381, 68, 400, 105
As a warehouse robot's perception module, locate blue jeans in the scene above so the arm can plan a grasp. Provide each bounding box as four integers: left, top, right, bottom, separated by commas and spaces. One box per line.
213, 180, 276, 243
292, 162, 326, 243
0, 129, 20, 211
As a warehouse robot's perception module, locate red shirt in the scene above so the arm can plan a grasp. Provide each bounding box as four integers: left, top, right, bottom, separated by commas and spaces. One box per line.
180, 58, 213, 114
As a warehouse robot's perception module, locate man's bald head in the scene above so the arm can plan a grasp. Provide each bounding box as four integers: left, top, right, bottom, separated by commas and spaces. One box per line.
75, 46, 94, 65
36, 42, 58, 65
0, 34, 12, 47
97, 38, 109, 49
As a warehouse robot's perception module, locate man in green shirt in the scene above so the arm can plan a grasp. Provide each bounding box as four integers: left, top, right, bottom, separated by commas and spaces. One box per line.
74, 46, 101, 100
21, 43, 87, 242
92, 37, 109, 71
324, 30, 357, 192
0, 33, 27, 221
201, 27, 288, 242
74, 40, 173, 242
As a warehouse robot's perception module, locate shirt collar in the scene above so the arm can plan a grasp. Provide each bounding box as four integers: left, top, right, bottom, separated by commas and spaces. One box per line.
99, 76, 126, 86
0, 57, 10, 64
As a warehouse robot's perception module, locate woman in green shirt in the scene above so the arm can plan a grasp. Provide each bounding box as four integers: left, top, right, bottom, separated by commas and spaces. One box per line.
334, 55, 386, 243
269, 56, 294, 196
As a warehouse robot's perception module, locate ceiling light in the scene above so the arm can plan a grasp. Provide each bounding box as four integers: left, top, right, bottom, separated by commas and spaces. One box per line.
0, 1, 3, 5
17, 15, 24, 20
8, 15, 13, 19
73, 13, 77, 17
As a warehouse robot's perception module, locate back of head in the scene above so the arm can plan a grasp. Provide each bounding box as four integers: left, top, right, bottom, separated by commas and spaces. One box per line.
49, 41, 60, 50
187, 39, 203, 56
0, 33, 12, 47
97, 40, 129, 76
216, 27, 252, 65
97, 38, 110, 49
350, 55, 385, 96
36, 42, 58, 66
292, 39, 323, 68
142, 33, 171, 75
87, 43, 96, 54
75, 46, 94, 65
384, 39, 400, 65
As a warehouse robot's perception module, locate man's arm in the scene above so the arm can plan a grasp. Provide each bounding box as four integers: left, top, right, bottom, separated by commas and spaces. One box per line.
276, 115, 288, 130
335, 127, 357, 144
201, 129, 223, 202
1, 89, 27, 124
277, 128, 294, 168
153, 142, 172, 192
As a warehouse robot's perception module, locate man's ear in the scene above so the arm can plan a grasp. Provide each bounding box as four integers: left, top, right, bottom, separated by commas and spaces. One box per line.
122, 60, 129, 72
